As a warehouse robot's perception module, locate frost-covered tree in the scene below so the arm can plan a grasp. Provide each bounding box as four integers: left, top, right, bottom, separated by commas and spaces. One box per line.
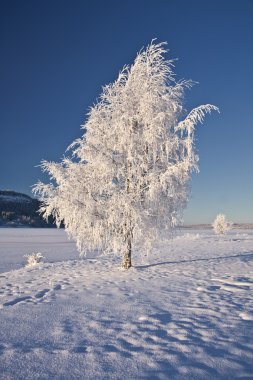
212, 214, 232, 235
33, 41, 218, 268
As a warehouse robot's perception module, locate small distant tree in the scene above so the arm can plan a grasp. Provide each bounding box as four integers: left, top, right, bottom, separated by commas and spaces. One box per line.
33, 41, 218, 268
212, 214, 232, 235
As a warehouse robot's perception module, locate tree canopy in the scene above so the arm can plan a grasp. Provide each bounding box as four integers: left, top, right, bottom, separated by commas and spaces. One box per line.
34, 41, 218, 268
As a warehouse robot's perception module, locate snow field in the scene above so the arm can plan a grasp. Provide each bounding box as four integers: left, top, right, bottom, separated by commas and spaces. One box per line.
0, 228, 253, 379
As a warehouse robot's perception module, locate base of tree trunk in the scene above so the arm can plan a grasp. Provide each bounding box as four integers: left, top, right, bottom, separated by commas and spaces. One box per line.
122, 235, 132, 269
122, 257, 132, 269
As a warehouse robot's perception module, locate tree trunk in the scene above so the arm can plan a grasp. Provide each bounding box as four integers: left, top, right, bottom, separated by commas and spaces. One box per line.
122, 233, 132, 269
122, 158, 133, 269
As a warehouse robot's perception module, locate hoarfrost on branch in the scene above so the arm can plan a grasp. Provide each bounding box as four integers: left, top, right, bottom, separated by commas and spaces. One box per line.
33, 41, 218, 268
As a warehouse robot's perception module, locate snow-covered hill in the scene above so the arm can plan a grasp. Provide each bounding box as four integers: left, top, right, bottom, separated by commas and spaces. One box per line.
0, 228, 252, 379
0, 190, 56, 228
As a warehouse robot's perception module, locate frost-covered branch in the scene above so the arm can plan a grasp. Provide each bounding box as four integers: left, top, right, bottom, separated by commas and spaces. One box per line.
33, 41, 218, 268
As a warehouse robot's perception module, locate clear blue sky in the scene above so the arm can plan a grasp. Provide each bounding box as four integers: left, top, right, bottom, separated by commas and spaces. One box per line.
0, 0, 252, 224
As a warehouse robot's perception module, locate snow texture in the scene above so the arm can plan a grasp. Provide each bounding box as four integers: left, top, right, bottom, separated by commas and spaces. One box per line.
0, 228, 253, 379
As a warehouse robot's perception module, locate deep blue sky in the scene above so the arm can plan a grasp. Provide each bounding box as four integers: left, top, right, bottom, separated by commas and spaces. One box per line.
1, 0, 252, 224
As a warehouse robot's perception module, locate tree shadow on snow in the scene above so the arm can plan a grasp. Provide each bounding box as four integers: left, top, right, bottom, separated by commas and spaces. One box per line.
135, 252, 253, 269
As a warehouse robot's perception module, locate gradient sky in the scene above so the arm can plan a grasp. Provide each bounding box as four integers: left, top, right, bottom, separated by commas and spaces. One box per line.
1, 0, 252, 224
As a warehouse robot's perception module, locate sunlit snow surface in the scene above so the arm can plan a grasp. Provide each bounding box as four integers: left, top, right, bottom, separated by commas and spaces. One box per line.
0, 228, 253, 379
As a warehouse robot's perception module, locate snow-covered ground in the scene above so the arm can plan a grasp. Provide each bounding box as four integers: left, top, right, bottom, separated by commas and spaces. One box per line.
0, 228, 253, 379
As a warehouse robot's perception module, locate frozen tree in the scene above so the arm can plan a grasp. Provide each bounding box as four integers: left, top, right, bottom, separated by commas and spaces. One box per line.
33, 41, 218, 268
212, 214, 232, 235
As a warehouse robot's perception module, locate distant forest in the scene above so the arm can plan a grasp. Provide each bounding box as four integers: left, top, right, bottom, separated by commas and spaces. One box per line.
0, 190, 56, 228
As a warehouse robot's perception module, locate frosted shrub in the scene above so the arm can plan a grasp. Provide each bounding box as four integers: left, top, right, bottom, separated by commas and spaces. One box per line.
183, 233, 200, 240
212, 214, 232, 235
24, 252, 45, 267
34, 41, 218, 268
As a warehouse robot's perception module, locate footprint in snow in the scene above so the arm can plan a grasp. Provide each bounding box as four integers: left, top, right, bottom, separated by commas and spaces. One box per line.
53, 284, 62, 290
2, 296, 32, 307
206, 285, 221, 291
35, 288, 50, 299
211, 277, 253, 292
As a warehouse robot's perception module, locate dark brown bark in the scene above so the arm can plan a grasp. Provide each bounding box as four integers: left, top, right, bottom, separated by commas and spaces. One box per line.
122, 234, 132, 269
122, 158, 133, 269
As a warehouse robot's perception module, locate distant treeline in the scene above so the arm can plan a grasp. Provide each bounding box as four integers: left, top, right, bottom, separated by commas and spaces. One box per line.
0, 190, 56, 228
